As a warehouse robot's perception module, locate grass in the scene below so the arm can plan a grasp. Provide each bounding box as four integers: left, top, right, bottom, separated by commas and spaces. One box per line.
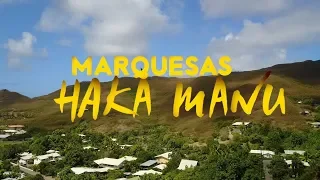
0, 141, 25, 146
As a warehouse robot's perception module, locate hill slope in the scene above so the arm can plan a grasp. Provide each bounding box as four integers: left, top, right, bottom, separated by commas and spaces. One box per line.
1, 60, 320, 136
0, 89, 31, 107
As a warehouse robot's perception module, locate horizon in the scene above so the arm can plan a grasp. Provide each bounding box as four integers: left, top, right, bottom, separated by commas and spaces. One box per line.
1, 0, 320, 97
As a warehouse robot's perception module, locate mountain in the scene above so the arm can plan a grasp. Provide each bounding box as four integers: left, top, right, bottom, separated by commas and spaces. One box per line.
1, 60, 320, 136
0, 89, 31, 108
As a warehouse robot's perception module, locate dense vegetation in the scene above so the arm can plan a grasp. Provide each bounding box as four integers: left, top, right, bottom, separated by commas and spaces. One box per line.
0, 122, 319, 179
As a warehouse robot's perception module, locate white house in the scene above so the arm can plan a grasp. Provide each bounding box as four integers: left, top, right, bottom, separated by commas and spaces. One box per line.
120, 156, 137, 162
309, 122, 320, 128
285, 160, 310, 167
46, 150, 59, 154
34, 152, 61, 165
83, 146, 98, 150
284, 150, 305, 156
71, 167, 115, 175
20, 153, 34, 165
177, 159, 198, 170
154, 164, 167, 171
155, 152, 172, 164
3, 130, 18, 134
132, 170, 162, 176
232, 122, 251, 127
94, 158, 125, 168
0, 134, 10, 139
119, 144, 133, 149
249, 150, 275, 158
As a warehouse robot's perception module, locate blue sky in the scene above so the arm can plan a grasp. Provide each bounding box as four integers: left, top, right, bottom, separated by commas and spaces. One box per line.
0, 0, 319, 97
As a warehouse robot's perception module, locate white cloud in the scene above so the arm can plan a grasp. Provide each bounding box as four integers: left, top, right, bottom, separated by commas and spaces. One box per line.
36, 0, 182, 56
206, 5, 320, 71
200, 0, 292, 18
4, 32, 47, 68
57, 38, 72, 47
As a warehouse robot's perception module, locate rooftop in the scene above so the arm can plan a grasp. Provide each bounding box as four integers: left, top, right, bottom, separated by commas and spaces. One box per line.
132, 170, 162, 176
249, 150, 275, 155
46, 150, 59, 154
154, 164, 167, 170
140, 160, 157, 167
21, 154, 34, 160
94, 158, 125, 166
7, 125, 24, 128
83, 146, 98, 150
36, 152, 61, 160
177, 159, 198, 170
0, 134, 10, 139
155, 152, 172, 159
232, 122, 251, 126
71, 167, 115, 175
120, 156, 137, 162
285, 160, 310, 167
284, 150, 305, 155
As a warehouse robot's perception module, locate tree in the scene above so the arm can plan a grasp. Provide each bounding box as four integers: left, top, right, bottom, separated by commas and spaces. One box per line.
269, 156, 290, 180
291, 155, 305, 178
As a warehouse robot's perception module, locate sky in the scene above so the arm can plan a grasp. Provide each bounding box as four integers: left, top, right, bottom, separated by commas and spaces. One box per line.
0, 0, 320, 97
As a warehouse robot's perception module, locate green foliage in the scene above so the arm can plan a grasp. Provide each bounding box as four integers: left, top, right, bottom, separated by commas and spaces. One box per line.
1, 123, 319, 179
302, 98, 314, 105
314, 113, 320, 122
268, 156, 290, 180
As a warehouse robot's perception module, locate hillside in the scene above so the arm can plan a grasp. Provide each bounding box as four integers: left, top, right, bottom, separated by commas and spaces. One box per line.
0, 89, 31, 107
1, 60, 320, 136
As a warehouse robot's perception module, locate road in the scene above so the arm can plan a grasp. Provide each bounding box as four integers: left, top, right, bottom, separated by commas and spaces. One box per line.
263, 160, 273, 180
11, 162, 55, 180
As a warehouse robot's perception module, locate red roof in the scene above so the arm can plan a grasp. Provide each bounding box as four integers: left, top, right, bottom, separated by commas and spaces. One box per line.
7, 125, 25, 128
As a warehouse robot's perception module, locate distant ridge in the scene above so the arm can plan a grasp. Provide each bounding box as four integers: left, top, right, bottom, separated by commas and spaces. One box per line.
0, 89, 31, 107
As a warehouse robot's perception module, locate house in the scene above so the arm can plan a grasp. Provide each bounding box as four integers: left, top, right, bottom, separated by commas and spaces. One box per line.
19, 152, 32, 157
155, 152, 172, 164
154, 164, 167, 171
284, 150, 305, 156
232, 122, 251, 127
177, 159, 198, 170
94, 158, 125, 168
20, 154, 34, 164
111, 138, 117, 142
3, 130, 18, 135
140, 160, 157, 169
132, 170, 162, 176
298, 101, 302, 104
285, 160, 310, 167
119, 144, 133, 149
7, 125, 24, 130
120, 156, 137, 162
249, 150, 275, 158
300, 111, 310, 115
83, 146, 98, 150
34, 152, 61, 165
2, 129, 26, 135
71, 167, 114, 175
46, 150, 59, 154
0, 134, 10, 139
78, 134, 86, 137
309, 122, 320, 128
